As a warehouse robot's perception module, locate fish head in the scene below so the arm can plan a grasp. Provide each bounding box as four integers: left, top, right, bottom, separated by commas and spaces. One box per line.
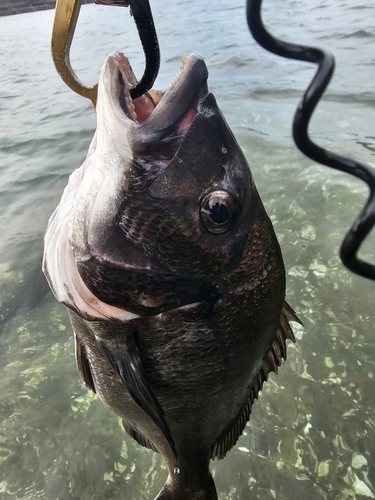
44, 52, 283, 318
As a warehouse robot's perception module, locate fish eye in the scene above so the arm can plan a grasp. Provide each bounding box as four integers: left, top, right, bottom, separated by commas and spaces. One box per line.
200, 190, 241, 234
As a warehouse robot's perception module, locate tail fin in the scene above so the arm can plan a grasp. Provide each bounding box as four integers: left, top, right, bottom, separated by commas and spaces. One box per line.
155, 474, 218, 500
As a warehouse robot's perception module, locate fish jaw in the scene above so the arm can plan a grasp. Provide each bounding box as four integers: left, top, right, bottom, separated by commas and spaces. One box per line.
95, 51, 209, 159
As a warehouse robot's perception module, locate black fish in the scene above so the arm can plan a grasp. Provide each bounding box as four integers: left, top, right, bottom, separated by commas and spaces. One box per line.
43, 52, 300, 500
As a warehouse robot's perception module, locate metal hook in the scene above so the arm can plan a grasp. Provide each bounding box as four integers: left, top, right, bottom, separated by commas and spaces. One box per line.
51, 0, 160, 109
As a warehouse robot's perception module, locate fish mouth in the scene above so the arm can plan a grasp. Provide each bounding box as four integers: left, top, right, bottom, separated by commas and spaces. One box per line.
100, 52, 209, 150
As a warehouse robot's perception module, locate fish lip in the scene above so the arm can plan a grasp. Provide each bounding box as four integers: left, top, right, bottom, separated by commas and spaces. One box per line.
101, 52, 209, 135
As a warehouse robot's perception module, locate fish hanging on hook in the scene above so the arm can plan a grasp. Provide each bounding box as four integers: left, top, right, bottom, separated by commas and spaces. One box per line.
45, 1, 301, 498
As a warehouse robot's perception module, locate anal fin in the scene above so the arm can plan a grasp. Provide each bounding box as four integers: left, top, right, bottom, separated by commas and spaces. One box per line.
211, 301, 301, 460
122, 420, 159, 453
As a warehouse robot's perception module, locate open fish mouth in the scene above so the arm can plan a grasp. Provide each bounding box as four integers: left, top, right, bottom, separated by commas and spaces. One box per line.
100, 52, 209, 145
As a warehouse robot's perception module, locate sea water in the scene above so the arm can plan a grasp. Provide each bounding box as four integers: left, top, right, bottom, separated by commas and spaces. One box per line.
0, 1, 374, 498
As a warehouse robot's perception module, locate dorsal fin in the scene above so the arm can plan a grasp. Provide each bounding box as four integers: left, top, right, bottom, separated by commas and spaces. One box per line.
211, 301, 301, 460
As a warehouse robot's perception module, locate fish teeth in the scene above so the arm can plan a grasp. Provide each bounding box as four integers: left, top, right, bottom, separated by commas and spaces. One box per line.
117, 53, 140, 123
169, 55, 189, 87
147, 89, 163, 105
124, 90, 138, 123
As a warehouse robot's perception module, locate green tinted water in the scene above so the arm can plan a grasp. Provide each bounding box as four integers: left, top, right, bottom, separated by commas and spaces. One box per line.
0, 1, 374, 498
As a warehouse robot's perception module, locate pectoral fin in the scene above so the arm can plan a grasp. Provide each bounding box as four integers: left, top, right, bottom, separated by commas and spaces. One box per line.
211, 301, 301, 459
99, 331, 177, 459
74, 333, 96, 393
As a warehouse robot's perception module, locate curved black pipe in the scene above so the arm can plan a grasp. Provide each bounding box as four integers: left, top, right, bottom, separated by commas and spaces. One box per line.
247, 0, 375, 281
95, 0, 160, 99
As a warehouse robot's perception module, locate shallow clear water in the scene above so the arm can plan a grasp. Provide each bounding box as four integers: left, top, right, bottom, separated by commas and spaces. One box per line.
0, 1, 374, 499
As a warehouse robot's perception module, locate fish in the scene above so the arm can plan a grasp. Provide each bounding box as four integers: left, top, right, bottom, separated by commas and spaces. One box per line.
43, 51, 300, 500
